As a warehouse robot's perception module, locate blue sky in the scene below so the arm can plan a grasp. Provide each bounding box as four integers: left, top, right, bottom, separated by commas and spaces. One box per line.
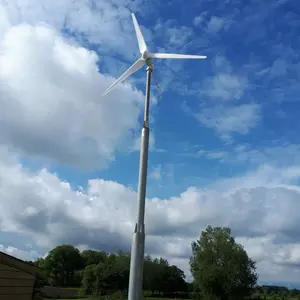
1, 0, 300, 286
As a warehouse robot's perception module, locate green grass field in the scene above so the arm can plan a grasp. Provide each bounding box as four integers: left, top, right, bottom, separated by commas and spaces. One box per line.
42, 298, 189, 300
41, 298, 300, 300
42, 298, 187, 300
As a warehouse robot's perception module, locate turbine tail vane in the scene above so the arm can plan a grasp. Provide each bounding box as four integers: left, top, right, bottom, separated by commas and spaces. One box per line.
152, 71, 161, 94
102, 59, 145, 96
131, 13, 147, 53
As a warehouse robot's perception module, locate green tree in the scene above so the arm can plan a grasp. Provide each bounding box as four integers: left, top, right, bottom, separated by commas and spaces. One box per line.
143, 256, 186, 295
143, 255, 159, 294
81, 252, 130, 296
81, 250, 107, 266
43, 244, 84, 286
35, 257, 46, 269
113, 252, 130, 292
34, 243, 189, 296
190, 226, 257, 300
164, 265, 186, 293
290, 289, 299, 297
82, 264, 97, 295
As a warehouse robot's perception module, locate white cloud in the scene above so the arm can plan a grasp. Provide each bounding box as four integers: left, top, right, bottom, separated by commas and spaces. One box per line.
206, 16, 229, 34
0, 22, 145, 169
213, 55, 232, 73
191, 55, 257, 140
196, 104, 260, 141
154, 19, 194, 50
193, 13, 231, 35
149, 164, 162, 180
149, 164, 175, 188
232, 143, 300, 167
1, 149, 300, 282
269, 58, 288, 78
166, 25, 193, 49
196, 149, 227, 160
0, 244, 42, 261
150, 19, 202, 94
193, 16, 205, 27
202, 56, 248, 102
204, 73, 248, 101
1, 0, 140, 60
193, 14, 206, 27
187, 143, 300, 169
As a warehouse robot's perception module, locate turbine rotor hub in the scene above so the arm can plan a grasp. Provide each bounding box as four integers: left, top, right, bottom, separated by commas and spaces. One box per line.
142, 50, 150, 60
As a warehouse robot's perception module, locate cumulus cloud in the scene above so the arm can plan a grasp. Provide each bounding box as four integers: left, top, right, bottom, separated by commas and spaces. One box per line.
0, 22, 145, 169
1, 149, 300, 282
0, 244, 42, 261
1, 0, 141, 60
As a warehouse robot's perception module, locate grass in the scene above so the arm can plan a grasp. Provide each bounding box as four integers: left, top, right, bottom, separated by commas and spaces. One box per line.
40, 296, 299, 300
42, 298, 188, 300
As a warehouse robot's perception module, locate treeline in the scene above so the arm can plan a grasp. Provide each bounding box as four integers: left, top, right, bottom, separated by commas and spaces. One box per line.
28, 226, 300, 300
30, 245, 187, 297
253, 286, 300, 298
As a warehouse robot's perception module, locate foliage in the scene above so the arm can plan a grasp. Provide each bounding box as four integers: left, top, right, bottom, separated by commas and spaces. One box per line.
43, 244, 84, 286
190, 226, 258, 300
36, 244, 186, 297
81, 252, 186, 296
31, 231, 300, 300
29, 235, 300, 300
81, 249, 107, 266
32, 271, 48, 299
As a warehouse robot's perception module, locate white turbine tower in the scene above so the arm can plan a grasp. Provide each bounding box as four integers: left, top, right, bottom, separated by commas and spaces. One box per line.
102, 13, 206, 300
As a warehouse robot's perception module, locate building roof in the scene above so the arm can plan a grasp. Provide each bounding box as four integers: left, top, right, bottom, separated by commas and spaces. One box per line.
0, 251, 42, 275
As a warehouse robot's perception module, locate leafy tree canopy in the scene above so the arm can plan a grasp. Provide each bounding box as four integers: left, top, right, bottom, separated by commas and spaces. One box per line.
190, 226, 258, 300
34, 244, 186, 296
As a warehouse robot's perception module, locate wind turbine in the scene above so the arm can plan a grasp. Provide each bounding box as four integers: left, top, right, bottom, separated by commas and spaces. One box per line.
102, 13, 206, 96
102, 13, 206, 300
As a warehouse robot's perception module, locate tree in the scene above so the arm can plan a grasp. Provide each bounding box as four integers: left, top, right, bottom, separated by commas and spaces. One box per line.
81, 250, 107, 266
164, 265, 186, 293
143, 256, 186, 295
35, 257, 46, 269
35, 243, 188, 296
190, 226, 257, 300
113, 252, 130, 292
43, 244, 84, 286
82, 264, 97, 295
81, 252, 131, 296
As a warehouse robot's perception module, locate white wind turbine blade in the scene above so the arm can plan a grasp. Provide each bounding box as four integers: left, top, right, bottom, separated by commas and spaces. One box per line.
150, 53, 207, 59
102, 59, 145, 96
131, 13, 147, 53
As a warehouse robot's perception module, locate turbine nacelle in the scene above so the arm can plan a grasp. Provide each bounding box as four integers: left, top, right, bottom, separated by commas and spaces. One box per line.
102, 13, 207, 96
142, 50, 151, 60
142, 51, 153, 69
